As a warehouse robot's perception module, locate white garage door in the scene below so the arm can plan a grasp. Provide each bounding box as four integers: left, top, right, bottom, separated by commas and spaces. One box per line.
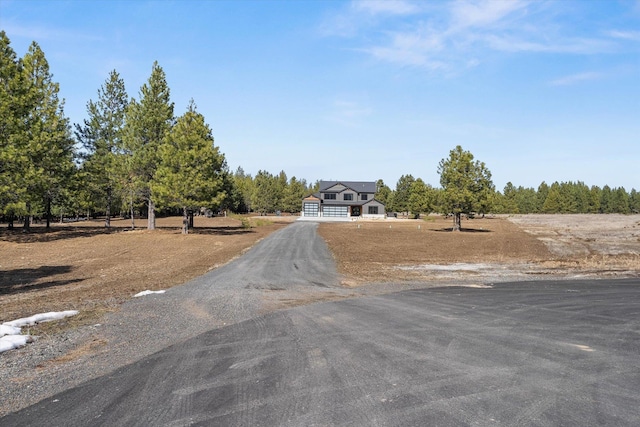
303, 202, 319, 217
323, 206, 348, 217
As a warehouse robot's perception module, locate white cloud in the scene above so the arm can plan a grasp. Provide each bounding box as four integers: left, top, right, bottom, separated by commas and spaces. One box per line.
321, 0, 633, 72
319, 0, 420, 37
450, 0, 529, 29
352, 0, 419, 16
483, 35, 614, 54
550, 72, 603, 86
362, 28, 447, 69
607, 30, 640, 42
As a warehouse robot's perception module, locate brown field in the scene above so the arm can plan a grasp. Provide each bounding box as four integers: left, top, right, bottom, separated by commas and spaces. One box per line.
319, 214, 640, 285
2, 214, 640, 328
0, 215, 293, 326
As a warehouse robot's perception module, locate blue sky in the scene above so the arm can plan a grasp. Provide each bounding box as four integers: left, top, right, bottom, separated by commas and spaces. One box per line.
2, 0, 639, 191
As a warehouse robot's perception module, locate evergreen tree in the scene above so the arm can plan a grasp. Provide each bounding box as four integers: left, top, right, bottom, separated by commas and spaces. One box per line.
600, 185, 612, 213
374, 179, 392, 208
19, 42, 75, 229
629, 189, 640, 214
437, 145, 494, 231
572, 181, 591, 213
542, 182, 562, 213
536, 181, 549, 212
392, 174, 415, 217
515, 186, 538, 213
75, 70, 128, 227
251, 170, 277, 214
408, 178, 434, 218
610, 187, 630, 214
502, 182, 520, 213
282, 176, 308, 214
233, 167, 254, 213
122, 61, 174, 230
274, 170, 288, 212
0, 31, 26, 226
588, 186, 601, 213
152, 100, 226, 234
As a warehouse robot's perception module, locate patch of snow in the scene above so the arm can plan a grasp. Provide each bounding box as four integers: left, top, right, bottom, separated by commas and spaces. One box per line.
0, 310, 79, 354
0, 324, 21, 337
0, 334, 32, 352
3, 310, 79, 328
133, 290, 166, 297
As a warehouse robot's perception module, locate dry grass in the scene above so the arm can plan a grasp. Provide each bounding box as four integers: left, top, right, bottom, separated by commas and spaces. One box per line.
0, 215, 293, 328
318, 215, 552, 283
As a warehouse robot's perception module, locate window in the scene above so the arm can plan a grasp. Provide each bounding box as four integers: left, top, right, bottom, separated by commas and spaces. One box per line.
343, 193, 353, 201
324, 193, 336, 200
368, 206, 378, 215
361, 194, 368, 201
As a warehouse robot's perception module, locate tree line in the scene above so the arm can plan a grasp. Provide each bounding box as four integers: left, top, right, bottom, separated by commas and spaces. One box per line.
1, 33, 638, 234
0, 32, 315, 233
379, 176, 639, 218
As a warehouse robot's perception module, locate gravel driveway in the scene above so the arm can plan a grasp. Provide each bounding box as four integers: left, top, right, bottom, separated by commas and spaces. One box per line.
1, 221, 345, 417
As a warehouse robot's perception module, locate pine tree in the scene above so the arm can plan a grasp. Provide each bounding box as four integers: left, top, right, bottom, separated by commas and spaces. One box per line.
233, 167, 254, 213
20, 42, 75, 230
75, 70, 128, 227
123, 61, 174, 230
542, 183, 562, 213
536, 181, 549, 212
393, 174, 415, 217
282, 176, 308, 213
502, 182, 520, 213
152, 100, 226, 234
0, 31, 26, 227
408, 178, 434, 218
252, 170, 278, 215
600, 185, 612, 213
629, 189, 640, 214
610, 187, 630, 214
437, 145, 494, 231
374, 179, 392, 208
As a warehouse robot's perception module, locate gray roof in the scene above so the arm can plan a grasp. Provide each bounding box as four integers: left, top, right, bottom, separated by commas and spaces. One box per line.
319, 181, 377, 193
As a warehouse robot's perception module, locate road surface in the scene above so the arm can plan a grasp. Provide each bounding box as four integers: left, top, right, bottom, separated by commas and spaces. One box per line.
3, 222, 639, 426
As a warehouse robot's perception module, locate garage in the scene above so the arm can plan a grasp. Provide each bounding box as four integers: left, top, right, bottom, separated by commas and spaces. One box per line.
322, 206, 348, 217
303, 202, 319, 217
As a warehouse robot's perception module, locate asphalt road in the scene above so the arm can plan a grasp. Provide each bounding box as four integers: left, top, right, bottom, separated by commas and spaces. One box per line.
3, 222, 640, 426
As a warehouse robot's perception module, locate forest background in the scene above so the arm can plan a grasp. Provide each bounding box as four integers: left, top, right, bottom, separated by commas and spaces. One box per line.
2, 32, 639, 235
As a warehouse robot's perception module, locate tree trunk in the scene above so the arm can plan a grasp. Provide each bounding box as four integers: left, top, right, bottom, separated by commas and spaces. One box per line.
147, 199, 156, 230
129, 196, 135, 229
45, 197, 51, 229
189, 210, 194, 229
23, 203, 31, 232
8, 214, 14, 229
452, 212, 461, 231
105, 187, 111, 228
182, 206, 189, 235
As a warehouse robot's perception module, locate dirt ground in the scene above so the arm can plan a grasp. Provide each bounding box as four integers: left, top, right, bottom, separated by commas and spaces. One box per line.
317, 214, 640, 285
0, 215, 294, 326
2, 214, 640, 328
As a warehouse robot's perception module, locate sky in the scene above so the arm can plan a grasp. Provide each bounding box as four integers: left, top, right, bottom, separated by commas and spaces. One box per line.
1, 0, 639, 191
